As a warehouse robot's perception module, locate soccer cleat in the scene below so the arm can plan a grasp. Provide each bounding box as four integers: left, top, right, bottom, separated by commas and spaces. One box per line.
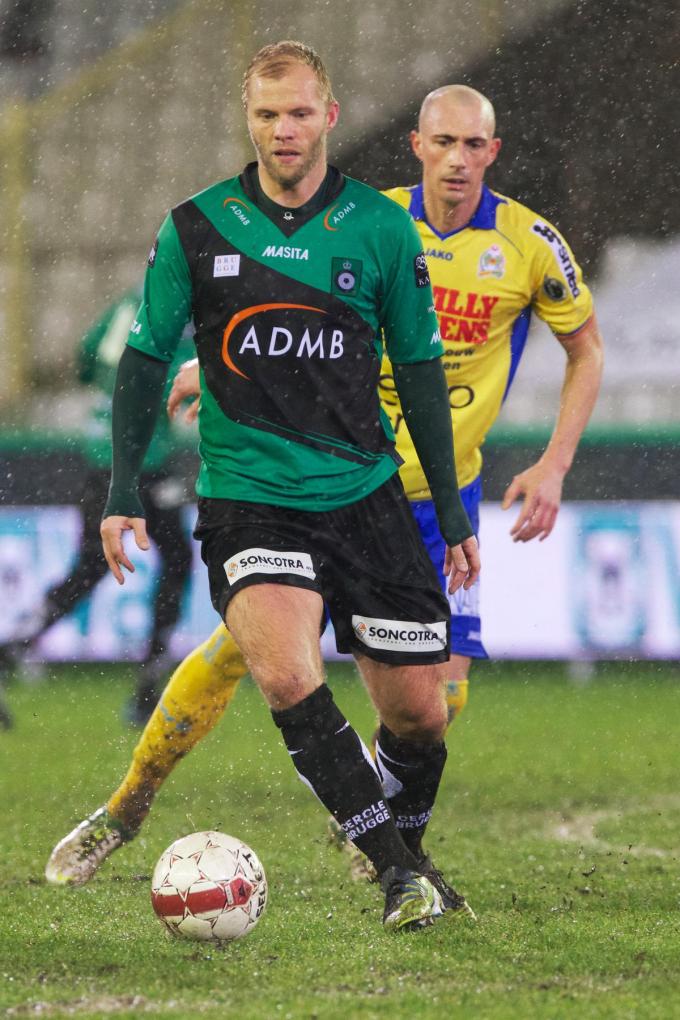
45, 807, 135, 886
416, 854, 477, 921
327, 817, 377, 882
381, 866, 443, 932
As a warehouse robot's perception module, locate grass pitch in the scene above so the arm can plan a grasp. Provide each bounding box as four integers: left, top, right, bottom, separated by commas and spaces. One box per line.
1, 661, 679, 1019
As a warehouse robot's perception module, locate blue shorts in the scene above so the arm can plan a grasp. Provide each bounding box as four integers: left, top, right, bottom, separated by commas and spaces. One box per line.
409, 476, 488, 659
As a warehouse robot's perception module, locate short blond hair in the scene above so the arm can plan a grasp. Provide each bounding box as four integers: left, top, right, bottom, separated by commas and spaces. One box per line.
241, 40, 335, 108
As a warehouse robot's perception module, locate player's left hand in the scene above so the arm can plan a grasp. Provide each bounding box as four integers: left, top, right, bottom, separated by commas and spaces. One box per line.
101, 515, 150, 585
501, 460, 565, 542
444, 535, 480, 593
167, 358, 200, 422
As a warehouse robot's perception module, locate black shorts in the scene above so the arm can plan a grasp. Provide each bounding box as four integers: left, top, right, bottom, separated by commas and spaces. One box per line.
194, 475, 450, 666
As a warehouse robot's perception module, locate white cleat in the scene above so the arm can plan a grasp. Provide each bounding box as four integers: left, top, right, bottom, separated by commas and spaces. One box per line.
45, 807, 132, 886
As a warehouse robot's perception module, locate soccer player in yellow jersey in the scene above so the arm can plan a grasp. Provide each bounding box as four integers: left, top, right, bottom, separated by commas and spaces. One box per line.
380, 84, 603, 715
47, 84, 603, 887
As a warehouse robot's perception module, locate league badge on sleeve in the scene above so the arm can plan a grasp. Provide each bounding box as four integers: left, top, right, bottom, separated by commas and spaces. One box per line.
477, 245, 505, 279
543, 276, 567, 301
413, 252, 431, 288
148, 239, 158, 268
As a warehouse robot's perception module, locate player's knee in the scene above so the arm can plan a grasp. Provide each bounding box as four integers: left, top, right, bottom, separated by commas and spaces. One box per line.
388, 699, 448, 743
446, 677, 469, 726
252, 667, 323, 712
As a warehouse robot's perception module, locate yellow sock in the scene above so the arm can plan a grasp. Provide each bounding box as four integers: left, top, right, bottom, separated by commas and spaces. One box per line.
108, 624, 245, 832
446, 678, 469, 727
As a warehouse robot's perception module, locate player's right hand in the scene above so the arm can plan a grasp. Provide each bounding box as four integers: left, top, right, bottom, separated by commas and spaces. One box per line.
167, 358, 201, 423
100, 515, 150, 585
444, 535, 480, 594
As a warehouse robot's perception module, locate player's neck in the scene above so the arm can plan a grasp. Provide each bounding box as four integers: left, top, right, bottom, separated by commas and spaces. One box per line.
423, 185, 483, 235
257, 158, 328, 209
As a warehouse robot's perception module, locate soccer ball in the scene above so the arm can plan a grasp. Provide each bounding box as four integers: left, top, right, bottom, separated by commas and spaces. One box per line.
150, 831, 267, 942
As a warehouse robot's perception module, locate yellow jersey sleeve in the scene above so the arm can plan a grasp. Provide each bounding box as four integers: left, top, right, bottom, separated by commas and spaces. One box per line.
527, 215, 593, 335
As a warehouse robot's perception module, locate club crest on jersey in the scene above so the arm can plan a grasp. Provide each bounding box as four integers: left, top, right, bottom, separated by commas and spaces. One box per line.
331, 257, 362, 296
214, 254, 241, 277
477, 245, 505, 279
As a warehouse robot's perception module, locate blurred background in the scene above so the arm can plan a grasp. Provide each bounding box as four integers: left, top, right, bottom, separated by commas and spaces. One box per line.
0, 0, 678, 664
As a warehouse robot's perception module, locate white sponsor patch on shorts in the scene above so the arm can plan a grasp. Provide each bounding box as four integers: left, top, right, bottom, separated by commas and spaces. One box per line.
224, 547, 316, 585
351, 615, 447, 653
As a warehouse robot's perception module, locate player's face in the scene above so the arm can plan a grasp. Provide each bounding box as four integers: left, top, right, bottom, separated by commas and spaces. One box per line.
411, 98, 501, 208
246, 64, 339, 190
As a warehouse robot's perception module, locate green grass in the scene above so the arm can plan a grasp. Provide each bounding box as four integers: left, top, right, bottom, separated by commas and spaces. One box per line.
1, 661, 679, 1019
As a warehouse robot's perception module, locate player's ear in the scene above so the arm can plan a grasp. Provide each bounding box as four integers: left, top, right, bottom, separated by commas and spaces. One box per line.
326, 101, 340, 132
487, 137, 502, 167
410, 130, 423, 162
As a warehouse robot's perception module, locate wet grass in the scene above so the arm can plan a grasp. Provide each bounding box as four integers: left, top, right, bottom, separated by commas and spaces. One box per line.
1, 661, 679, 1019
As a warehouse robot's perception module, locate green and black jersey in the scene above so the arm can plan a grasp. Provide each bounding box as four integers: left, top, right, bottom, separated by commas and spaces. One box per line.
129, 164, 443, 511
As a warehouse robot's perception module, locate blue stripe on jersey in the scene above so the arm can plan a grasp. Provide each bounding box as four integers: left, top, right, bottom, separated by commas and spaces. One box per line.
502, 304, 532, 403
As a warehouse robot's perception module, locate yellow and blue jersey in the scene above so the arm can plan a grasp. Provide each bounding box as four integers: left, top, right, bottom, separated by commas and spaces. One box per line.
381, 184, 594, 496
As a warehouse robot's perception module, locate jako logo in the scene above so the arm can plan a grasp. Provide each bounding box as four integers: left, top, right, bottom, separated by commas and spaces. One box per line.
323, 201, 356, 231
425, 248, 454, 261
222, 304, 344, 380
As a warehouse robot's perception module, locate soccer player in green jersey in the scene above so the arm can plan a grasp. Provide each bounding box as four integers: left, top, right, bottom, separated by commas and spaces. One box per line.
0, 288, 195, 724
47, 77, 602, 915
48, 42, 479, 932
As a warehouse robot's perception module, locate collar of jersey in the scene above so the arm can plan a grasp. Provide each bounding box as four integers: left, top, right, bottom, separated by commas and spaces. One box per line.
239, 162, 346, 236
408, 183, 507, 240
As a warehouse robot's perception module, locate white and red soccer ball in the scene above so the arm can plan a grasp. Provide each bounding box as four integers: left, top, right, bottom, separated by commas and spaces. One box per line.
151, 831, 267, 942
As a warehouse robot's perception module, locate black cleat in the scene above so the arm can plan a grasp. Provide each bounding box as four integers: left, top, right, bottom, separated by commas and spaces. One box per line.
416, 854, 477, 920
380, 865, 443, 931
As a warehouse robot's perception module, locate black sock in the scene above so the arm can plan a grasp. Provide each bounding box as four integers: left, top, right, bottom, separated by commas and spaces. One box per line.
272, 685, 417, 876
375, 723, 447, 858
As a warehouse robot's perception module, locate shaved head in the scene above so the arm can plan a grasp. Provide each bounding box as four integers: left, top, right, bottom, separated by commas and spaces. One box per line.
411, 84, 501, 232
419, 85, 496, 136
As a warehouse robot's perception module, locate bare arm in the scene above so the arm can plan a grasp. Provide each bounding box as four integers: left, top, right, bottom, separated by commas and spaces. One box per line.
502, 312, 604, 542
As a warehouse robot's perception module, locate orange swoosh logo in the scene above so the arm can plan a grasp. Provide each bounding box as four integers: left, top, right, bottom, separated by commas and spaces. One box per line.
222, 303, 325, 379
223, 196, 252, 211
323, 205, 339, 231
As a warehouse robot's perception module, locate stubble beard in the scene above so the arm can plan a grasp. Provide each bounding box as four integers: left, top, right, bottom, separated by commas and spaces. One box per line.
256, 129, 326, 192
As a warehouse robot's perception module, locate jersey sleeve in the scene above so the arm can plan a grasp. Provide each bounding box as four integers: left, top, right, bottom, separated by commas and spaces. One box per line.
127, 211, 193, 362
529, 216, 594, 336
378, 212, 444, 364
